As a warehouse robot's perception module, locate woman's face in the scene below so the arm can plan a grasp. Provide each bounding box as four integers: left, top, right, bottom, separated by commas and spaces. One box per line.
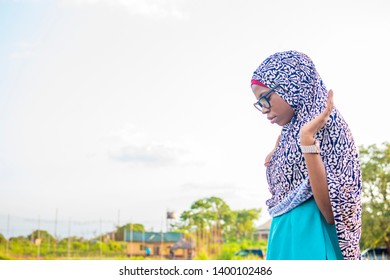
252, 84, 295, 126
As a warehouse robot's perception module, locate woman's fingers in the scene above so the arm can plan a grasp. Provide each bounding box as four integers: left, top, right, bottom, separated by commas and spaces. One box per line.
325, 89, 334, 117
319, 89, 333, 125
301, 90, 335, 138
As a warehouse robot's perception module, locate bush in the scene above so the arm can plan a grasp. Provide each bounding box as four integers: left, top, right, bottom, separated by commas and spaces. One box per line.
0, 233, 6, 244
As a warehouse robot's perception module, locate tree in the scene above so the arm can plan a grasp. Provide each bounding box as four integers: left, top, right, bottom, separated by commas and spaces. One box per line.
0, 233, 6, 244
234, 208, 262, 240
180, 196, 235, 239
27, 230, 56, 243
359, 142, 390, 257
115, 223, 145, 241
7, 236, 32, 256
179, 196, 235, 257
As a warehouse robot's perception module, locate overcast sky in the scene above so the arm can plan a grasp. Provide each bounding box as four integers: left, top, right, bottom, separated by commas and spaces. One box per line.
1, 0, 389, 238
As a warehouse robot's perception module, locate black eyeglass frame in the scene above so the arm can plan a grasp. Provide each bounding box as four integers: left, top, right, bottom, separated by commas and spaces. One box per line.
253, 84, 281, 112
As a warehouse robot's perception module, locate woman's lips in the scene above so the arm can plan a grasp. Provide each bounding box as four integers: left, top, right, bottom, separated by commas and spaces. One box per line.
268, 116, 277, 123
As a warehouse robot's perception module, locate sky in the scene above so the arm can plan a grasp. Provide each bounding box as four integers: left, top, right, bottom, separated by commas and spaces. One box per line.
0, 0, 389, 239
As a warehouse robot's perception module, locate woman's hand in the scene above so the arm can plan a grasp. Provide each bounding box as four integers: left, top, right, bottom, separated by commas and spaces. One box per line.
300, 90, 335, 224
264, 134, 281, 166
300, 90, 334, 145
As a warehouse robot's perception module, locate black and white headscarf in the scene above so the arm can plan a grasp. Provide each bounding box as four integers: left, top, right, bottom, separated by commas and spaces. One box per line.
251, 50, 362, 260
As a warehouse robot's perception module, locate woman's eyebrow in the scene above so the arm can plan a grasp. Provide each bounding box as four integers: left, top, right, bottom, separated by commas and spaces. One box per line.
258, 89, 269, 98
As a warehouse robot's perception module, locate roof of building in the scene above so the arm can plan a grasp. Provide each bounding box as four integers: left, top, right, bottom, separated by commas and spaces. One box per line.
124, 231, 183, 243
256, 219, 272, 231
171, 239, 195, 250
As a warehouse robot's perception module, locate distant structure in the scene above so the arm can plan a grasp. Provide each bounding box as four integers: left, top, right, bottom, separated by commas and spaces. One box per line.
166, 211, 177, 232
124, 231, 195, 259
124, 231, 182, 257
254, 219, 272, 240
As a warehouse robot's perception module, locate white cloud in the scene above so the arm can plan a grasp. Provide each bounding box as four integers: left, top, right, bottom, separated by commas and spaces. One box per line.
61, 0, 188, 19
181, 182, 236, 192
109, 144, 179, 166
104, 124, 194, 166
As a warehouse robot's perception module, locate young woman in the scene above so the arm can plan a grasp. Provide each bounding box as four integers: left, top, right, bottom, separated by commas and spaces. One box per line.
251, 50, 362, 260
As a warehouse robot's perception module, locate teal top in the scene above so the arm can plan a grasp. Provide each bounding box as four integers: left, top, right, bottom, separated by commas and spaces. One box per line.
266, 198, 343, 260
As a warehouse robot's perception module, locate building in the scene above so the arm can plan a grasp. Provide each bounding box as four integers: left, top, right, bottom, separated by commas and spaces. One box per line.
254, 219, 271, 240
124, 231, 194, 259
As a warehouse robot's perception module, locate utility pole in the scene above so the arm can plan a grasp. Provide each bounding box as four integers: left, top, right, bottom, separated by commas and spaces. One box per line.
99, 217, 102, 258
67, 217, 71, 259
54, 209, 58, 257
6, 214, 10, 256
160, 231, 164, 260
37, 215, 41, 259
129, 223, 133, 258
115, 209, 120, 242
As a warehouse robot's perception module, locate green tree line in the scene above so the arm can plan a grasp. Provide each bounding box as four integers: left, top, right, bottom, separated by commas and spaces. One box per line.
0, 198, 263, 260
359, 142, 389, 257
0, 142, 388, 259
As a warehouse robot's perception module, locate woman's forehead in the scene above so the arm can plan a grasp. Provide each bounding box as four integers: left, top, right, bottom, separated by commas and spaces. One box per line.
252, 84, 269, 97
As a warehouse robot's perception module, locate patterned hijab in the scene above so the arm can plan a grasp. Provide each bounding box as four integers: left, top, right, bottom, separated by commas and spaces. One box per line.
251, 50, 362, 260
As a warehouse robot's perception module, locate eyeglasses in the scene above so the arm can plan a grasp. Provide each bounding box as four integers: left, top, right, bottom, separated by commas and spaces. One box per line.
253, 84, 280, 112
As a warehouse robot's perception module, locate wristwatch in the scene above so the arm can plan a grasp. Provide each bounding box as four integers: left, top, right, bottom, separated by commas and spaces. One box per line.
301, 140, 321, 154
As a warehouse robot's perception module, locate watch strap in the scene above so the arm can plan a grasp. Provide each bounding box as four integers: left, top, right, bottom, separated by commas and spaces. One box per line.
301, 140, 321, 154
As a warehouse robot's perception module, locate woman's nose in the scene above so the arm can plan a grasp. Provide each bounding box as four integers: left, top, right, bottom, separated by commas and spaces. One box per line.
261, 107, 270, 114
